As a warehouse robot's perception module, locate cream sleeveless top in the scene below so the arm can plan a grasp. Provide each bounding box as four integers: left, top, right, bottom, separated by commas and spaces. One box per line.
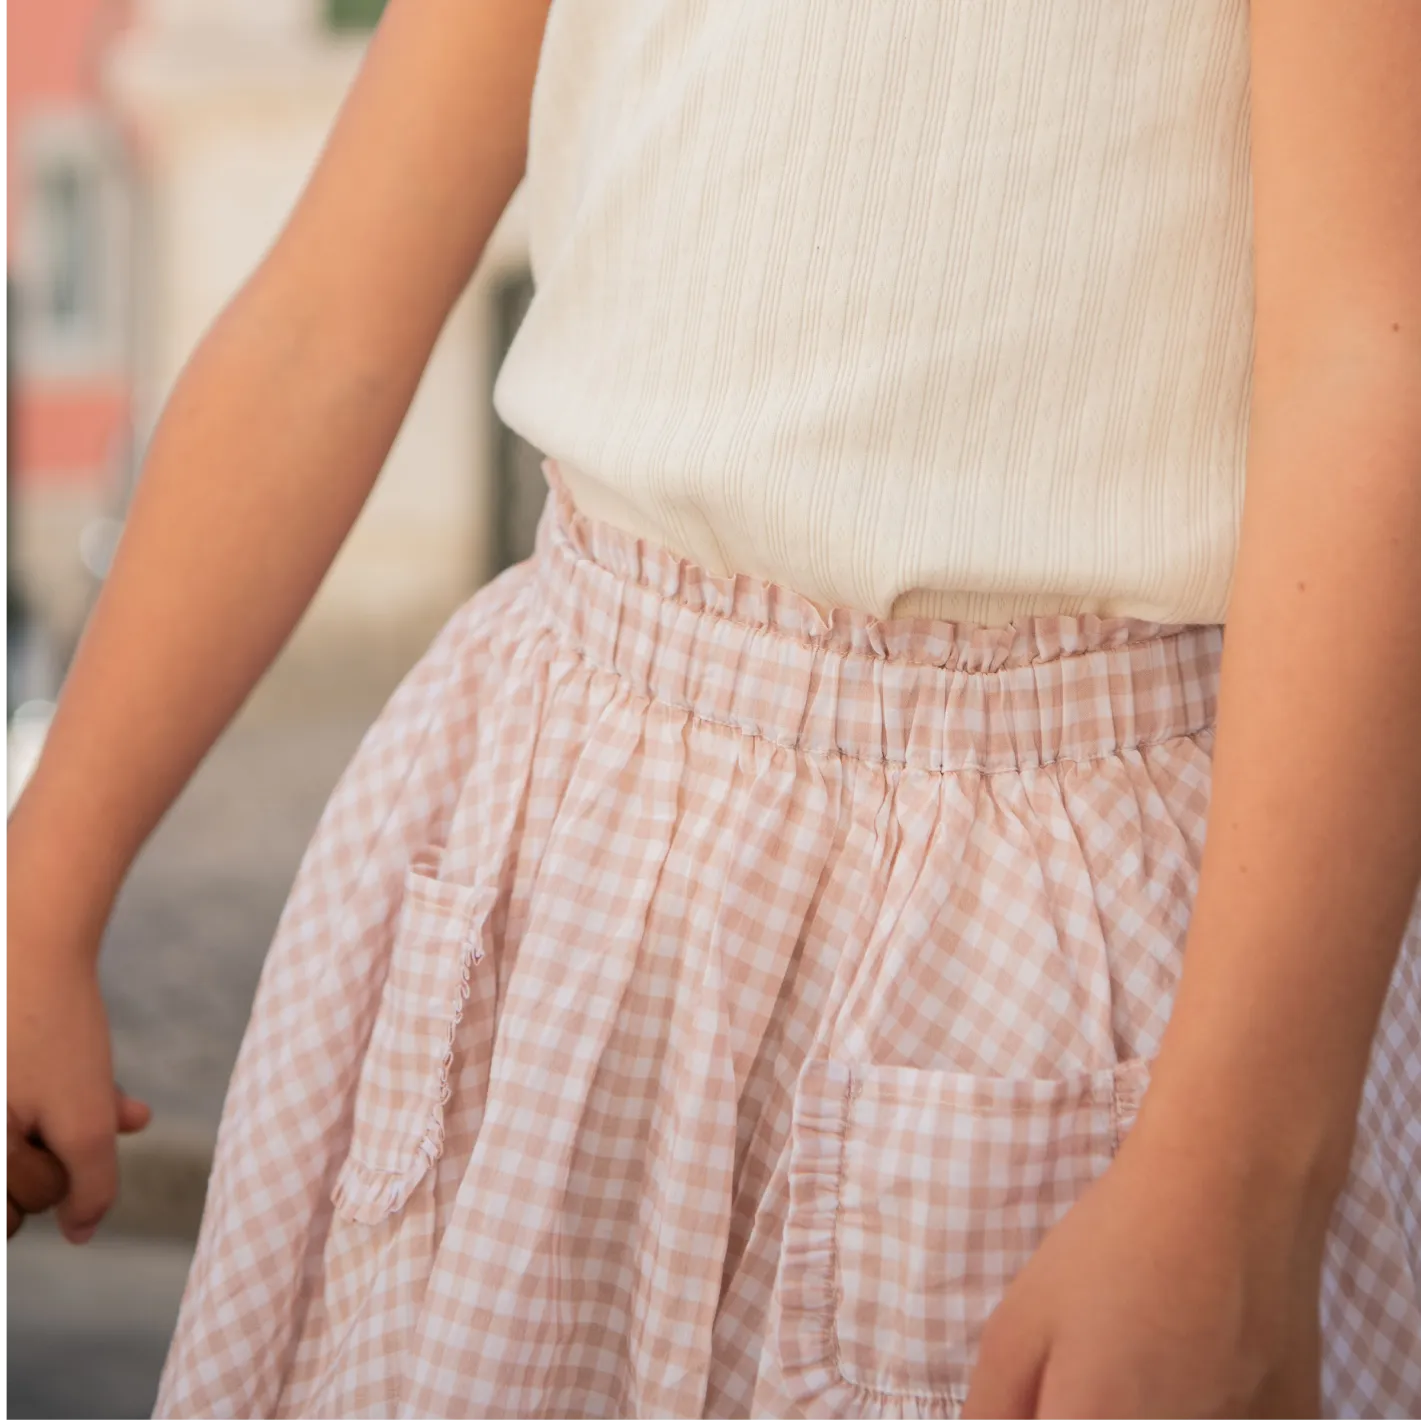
492, 0, 1255, 624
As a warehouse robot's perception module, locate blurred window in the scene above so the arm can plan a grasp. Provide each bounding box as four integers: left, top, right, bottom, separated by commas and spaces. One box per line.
491, 269, 547, 574
326, 0, 387, 30
35, 162, 104, 340
17, 115, 131, 379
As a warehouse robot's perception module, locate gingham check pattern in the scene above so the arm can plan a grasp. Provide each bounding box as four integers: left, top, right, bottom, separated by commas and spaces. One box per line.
154, 461, 1421, 1418
772, 1057, 1152, 1416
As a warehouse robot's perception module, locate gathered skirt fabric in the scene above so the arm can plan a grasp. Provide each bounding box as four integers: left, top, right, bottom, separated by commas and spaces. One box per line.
155, 461, 1421, 1418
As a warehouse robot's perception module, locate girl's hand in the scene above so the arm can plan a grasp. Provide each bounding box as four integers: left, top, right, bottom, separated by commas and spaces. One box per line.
7, 1089, 151, 1239
960, 1113, 1328, 1418
8, 1108, 68, 1238
7, 878, 152, 1245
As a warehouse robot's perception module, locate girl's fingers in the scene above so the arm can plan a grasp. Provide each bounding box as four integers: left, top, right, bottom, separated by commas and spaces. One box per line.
5, 1086, 150, 1245
7, 1136, 70, 1215
44, 1096, 121, 1244
960, 1304, 1051, 1419
48, 1083, 151, 1240
115, 1086, 152, 1135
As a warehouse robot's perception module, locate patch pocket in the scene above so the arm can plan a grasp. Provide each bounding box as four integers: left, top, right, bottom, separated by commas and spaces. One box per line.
330, 847, 499, 1226
775, 1054, 1152, 1417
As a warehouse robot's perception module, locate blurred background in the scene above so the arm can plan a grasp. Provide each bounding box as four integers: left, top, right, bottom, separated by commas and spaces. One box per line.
7, 0, 546, 1414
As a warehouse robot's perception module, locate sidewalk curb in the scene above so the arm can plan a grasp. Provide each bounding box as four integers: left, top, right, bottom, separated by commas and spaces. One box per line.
111, 1119, 216, 1242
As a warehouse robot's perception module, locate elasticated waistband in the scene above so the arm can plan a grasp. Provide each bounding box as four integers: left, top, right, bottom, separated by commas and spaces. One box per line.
532, 457, 1221, 773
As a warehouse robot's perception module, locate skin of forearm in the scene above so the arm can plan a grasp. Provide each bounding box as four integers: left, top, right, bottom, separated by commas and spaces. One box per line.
1137, 337, 1421, 1218
8, 262, 432, 925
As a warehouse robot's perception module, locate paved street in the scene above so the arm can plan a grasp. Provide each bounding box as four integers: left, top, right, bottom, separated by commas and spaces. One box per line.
8, 1223, 193, 1420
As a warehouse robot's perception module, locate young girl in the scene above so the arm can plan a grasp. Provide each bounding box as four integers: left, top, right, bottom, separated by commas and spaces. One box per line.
8, 0, 1421, 1416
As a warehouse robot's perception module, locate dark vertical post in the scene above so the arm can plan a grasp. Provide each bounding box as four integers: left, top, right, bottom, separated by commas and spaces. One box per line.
489, 269, 544, 579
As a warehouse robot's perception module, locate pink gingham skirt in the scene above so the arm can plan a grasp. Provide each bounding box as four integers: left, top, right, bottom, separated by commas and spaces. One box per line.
156, 460, 1421, 1418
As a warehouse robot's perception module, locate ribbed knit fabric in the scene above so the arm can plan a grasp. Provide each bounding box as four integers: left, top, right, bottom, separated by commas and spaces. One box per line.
492, 0, 1256, 625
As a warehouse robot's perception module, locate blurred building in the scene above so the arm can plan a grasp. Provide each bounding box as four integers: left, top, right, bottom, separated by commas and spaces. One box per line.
9, 0, 543, 684
8, 0, 138, 707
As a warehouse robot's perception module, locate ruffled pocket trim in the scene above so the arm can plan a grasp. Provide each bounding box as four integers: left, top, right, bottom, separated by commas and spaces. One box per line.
331, 858, 499, 1225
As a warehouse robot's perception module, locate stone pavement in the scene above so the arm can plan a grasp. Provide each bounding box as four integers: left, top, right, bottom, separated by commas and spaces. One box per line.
8, 1221, 193, 1420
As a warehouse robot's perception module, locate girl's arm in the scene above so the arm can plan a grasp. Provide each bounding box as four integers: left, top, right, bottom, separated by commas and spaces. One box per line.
7, 0, 552, 1244
965, 1, 1421, 1414
1137, 0, 1421, 1237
